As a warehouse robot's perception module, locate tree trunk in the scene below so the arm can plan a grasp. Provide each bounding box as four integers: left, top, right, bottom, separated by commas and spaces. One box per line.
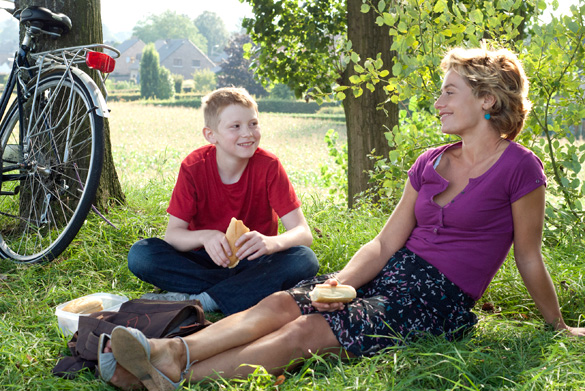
17, 0, 125, 210
343, 0, 398, 208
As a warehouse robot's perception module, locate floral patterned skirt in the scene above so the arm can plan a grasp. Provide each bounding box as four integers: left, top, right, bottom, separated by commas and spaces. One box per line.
286, 247, 477, 357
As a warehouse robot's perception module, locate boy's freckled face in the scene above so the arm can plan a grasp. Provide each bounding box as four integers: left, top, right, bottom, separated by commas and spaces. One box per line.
212, 104, 261, 160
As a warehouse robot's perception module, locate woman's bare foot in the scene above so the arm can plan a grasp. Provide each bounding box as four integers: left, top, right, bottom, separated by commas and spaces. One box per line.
109, 365, 145, 390
103, 341, 144, 390
149, 337, 190, 384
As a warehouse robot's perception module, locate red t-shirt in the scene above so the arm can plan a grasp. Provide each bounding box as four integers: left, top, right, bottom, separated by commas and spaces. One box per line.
167, 145, 300, 241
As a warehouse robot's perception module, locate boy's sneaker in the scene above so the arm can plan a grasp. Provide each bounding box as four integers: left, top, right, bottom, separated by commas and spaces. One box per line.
140, 291, 189, 301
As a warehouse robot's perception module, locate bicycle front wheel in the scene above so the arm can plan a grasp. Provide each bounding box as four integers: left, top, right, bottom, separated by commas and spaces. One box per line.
0, 69, 104, 264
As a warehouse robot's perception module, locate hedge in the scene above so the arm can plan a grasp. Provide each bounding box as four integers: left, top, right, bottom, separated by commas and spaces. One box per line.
122, 97, 340, 114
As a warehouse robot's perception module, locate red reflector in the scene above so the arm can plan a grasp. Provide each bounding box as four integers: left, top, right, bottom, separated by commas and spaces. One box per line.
86, 51, 115, 73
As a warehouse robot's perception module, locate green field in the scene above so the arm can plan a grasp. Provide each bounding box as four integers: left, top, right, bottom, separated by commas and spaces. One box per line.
108, 103, 347, 197
0, 102, 584, 390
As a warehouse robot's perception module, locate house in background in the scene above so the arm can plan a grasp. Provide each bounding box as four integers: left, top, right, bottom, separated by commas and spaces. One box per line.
109, 38, 145, 83
110, 38, 215, 83
154, 39, 215, 80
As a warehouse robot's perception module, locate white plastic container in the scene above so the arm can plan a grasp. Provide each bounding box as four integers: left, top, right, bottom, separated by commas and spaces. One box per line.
55, 292, 129, 336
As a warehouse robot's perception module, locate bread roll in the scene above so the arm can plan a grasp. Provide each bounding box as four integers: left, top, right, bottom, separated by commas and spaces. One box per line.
225, 217, 250, 268
62, 296, 104, 314
309, 284, 357, 303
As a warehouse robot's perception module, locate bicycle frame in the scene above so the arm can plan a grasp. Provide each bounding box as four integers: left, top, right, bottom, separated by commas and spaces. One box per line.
0, 1, 124, 262
0, 13, 120, 192
0, 25, 32, 195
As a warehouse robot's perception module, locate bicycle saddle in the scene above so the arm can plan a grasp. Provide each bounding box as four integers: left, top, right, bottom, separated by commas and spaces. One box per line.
15, 6, 72, 35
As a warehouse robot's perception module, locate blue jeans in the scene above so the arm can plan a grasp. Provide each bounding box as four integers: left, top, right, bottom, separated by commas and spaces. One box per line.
127, 238, 319, 315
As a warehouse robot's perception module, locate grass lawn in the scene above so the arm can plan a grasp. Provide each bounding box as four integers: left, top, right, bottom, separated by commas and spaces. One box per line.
0, 102, 584, 390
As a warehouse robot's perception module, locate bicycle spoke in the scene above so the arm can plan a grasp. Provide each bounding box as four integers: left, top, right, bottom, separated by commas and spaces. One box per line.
0, 70, 103, 263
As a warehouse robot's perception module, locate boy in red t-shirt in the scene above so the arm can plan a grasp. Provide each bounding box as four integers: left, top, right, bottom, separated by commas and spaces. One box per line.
128, 87, 319, 315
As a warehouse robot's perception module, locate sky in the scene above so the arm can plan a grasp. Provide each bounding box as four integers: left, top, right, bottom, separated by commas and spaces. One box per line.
0, 0, 253, 36
0, 0, 581, 35
100, 0, 253, 34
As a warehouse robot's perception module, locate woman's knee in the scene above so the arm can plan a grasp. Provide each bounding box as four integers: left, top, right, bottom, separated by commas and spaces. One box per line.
256, 291, 300, 318
279, 315, 337, 354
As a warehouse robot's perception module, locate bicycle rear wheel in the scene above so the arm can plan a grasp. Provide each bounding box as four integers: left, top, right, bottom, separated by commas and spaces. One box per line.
0, 69, 104, 264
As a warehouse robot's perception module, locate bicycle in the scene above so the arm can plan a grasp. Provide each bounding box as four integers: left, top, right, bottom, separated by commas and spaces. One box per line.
0, 2, 120, 264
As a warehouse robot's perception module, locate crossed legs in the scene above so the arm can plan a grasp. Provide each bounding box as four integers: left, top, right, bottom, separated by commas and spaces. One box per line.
109, 291, 344, 389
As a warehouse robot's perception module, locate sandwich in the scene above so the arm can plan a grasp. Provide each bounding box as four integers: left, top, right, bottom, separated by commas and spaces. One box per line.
225, 217, 250, 268
309, 283, 357, 303
61, 296, 104, 314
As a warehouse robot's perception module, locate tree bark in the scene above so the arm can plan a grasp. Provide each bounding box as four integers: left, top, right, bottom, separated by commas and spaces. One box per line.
343, 0, 398, 208
17, 0, 125, 210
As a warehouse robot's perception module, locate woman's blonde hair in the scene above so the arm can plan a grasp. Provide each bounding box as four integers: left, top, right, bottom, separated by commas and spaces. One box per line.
202, 87, 258, 130
440, 46, 531, 140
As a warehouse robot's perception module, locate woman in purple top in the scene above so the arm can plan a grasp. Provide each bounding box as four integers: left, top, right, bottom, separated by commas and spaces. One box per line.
104, 47, 585, 390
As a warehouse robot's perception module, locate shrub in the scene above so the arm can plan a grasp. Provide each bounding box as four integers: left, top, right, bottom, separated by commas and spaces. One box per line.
139, 43, 159, 99
157, 66, 175, 100
105, 80, 138, 91
182, 79, 194, 92
257, 100, 339, 114
192, 69, 217, 93
146, 97, 340, 114
268, 83, 295, 100
172, 74, 184, 94
316, 106, 344, 115
108, 92, 141, 102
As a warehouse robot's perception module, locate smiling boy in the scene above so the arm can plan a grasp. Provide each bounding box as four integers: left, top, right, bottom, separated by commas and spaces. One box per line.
127, 87, 319, 314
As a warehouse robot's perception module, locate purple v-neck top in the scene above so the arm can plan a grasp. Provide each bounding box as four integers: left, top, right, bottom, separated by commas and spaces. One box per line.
405, 141, 546, 301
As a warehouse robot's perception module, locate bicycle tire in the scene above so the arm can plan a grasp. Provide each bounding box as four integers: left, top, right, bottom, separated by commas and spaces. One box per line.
0, 69, 104, 264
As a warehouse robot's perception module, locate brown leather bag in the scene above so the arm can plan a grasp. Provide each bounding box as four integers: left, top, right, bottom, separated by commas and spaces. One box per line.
52, 299, 211, 379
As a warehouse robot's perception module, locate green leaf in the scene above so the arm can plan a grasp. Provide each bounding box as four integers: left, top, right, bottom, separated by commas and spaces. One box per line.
451, 24, 466, 34
353, 87, 363, 97
364, 60, 374, 71
433, 0, 447, 13
512, 15, 524, 27
378, 0, 386, 13
361, 4, 370, 13
501, 0, 514, 11
567, 21, 580, 33
383, 12, 397, 26
397, 21, 408, 33
336, 91, 346, 101
469, 9, 484, 24
349, 75, 361, 84
392, 62, 402, 77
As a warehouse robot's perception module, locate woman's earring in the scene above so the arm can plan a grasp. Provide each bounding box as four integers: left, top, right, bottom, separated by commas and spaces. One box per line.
484, 113, 491, 120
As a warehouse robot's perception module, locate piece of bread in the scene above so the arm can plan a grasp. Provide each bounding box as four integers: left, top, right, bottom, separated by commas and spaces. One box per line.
309, 284, 357, 303
61, 296, 104, 314
225, 217, 250, 268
